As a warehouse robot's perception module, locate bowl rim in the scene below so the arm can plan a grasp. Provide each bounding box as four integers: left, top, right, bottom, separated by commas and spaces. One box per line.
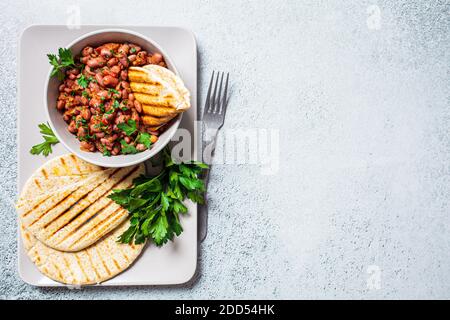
44, 28, 182, 167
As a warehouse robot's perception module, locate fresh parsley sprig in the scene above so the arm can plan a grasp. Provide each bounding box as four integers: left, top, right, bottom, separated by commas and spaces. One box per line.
117, 119, 137, 136
108, 147, 208, 246
47, 48, 76, 80
30, 123, 59, 156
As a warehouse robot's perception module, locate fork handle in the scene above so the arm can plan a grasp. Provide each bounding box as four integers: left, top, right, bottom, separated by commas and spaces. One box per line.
198, 133, 217, 242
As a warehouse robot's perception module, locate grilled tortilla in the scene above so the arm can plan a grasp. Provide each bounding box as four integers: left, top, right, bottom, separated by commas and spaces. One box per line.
128, 65, 190, 128
20, 220, 145, 285
17, 154, 145, 252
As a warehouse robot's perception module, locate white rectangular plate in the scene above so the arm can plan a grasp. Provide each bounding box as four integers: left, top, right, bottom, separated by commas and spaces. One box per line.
18, 25, 198, 286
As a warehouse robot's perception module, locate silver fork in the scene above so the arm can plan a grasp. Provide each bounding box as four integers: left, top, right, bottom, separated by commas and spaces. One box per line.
199, 71, 230, 242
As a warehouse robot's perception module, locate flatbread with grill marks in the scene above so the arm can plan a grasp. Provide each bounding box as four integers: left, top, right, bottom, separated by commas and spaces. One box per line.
17, 154, 145, 252
20, 220, 145, 285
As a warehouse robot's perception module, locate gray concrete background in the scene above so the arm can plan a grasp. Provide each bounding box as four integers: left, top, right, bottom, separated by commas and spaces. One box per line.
0, 0, 449, 299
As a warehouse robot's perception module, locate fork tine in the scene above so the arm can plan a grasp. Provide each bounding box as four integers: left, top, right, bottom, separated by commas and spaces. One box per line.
204, 71, 215, 115
214, 72, 224, 114
219, 73, 229, 115
210, 72, 220, 113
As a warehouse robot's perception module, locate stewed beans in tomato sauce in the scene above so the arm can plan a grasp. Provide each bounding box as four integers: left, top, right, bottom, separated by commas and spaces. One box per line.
56, 42, 166, 156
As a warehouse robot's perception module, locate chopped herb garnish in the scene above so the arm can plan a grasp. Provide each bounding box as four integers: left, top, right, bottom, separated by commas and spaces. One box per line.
30, 123, 59, 156
120, 139, 138, 154
117, 119, 137, 136
112, 100, 120, 110
77, 74, 89, 88
136, 132, 152, 148
47, 48, 76, 80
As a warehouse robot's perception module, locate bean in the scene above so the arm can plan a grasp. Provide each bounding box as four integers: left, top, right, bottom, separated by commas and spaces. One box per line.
80, 96, 88, 105
103, 75, 118, 87
57, 100, 65, 110
68, 121, 77, 133
119, 56, 129, 67
100, 47, 112, 58
87, 56, 106, 68
95, 73, 104, 86
80, 141, 95, 152
89, 97, 101, 108
118, 44, 130, 55
103, 112, 115, 122
82, 46, 94, 56
84, 65, 96, 76
100, 138, 112, 147
77, 126, 87, 137
120, 70, 128, 81
129, 44, 141, 53
111, 144, 120, 155
110, 65, 121, 75
107, 57, 118, 67
134, 100, 142, 113
95, 132, 105, 139
97, 90, 110, 100
151, 53, 163, 64
81, 108, 91, 120
115, 114, 129, 124
128, 93, 135, 101
136, 143, 146, 151
128, 54, 136, 62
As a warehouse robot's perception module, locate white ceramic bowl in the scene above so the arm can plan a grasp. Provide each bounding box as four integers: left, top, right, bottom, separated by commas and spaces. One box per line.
45, 29, 181, 167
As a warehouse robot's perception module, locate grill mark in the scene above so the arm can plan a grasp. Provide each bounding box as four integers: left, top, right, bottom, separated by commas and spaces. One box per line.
121, 251, 130, 263
62, 256, 76, 282
70, 155, 82, 174
34, 179, 42, 190
75, 255, 89, 283
52, 261, 64, 282
46, 167, 136, 238
41, 169, 48, 179
21, 194, 52, 218
67, 207, 124, 249
38, 169, 120, 229
60, 157, 68, 174
103, 240, 121, 270
112, 257, 121, 270
95, 247, 111, 276
86, 250, 101, 280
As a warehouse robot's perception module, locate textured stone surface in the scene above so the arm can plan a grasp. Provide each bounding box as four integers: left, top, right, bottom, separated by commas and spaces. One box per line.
0, 0, 449, 299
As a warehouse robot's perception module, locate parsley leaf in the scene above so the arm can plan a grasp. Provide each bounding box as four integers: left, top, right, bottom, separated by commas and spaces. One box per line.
120, 139, 138, 154
30, 123, 59, 157
77, 74, 89, 88
136, 132, 152, 148
47, 48, 75, 80
117, 119, 137, 136
108, 147, 208, 246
